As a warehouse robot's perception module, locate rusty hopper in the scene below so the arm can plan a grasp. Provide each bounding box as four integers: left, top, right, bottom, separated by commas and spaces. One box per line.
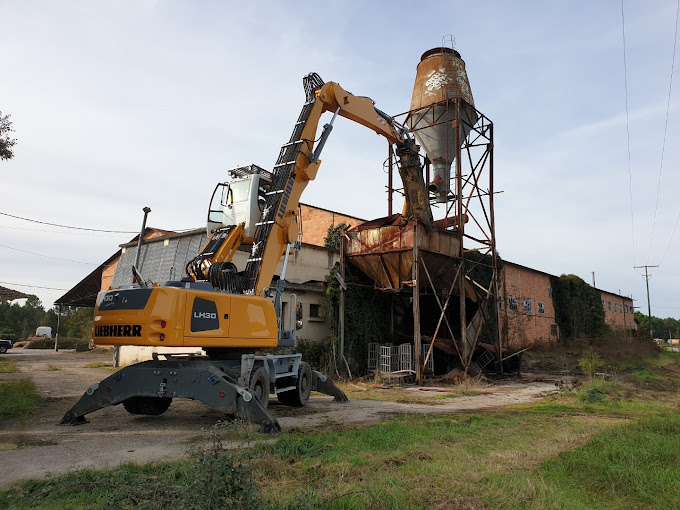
408, 47, 478, 203
344, 216, 476, 299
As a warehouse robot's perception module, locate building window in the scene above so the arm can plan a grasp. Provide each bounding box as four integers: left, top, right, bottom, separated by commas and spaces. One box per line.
508, 296, 518, 311
608, 301, 611, 311
498, 296, 503, 310
524, 298, 532, 314
548, 287, 553, 299
550, 323, 558, 336
309, 303, 322, 319
537, 301, 545, 315
625, 304, 629, 313
602, 299, 605, 309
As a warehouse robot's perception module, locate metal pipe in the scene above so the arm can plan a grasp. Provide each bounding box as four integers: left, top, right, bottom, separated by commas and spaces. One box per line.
134, 207, 152, 274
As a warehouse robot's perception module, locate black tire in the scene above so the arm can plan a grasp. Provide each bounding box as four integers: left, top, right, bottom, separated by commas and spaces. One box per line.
123, 396, 172, 416
277, 362, 312, 407
0, 345, 7, 354
249, 367, 269, 409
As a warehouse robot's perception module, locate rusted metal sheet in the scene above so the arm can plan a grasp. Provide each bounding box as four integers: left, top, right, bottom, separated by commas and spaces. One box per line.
407, 47, 477, 203
345, 218, 463, 292
410, 47, 475, 109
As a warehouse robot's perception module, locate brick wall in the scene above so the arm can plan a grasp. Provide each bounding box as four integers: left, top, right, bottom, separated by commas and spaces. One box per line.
299, 204, 364, 247
600, 291, 636, 330
500, 262, 558, 348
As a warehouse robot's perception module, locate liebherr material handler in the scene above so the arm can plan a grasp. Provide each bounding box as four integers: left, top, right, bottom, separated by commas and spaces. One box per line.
61, 73, 432, 432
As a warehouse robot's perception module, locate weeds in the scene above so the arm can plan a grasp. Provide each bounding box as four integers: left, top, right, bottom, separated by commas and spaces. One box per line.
578, 347, 605, 378
0, 358, 17, 373
0, 379, 42, 419
85, 361, 115, 369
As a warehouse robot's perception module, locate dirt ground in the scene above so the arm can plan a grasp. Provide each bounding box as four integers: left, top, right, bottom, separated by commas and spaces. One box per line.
0, 349, 558, 488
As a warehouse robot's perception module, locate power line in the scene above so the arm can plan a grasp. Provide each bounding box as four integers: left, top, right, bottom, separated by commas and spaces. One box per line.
648, 0, 680, 264
0, 281, 67, 291
0, 224, 122, 237
0, 211, 137, 234
621, 0, 637, 267
660, 209, 680, 264
0, 243, 96, 265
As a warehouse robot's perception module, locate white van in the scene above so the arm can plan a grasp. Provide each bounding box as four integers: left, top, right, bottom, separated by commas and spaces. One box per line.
35, 327, 52, 338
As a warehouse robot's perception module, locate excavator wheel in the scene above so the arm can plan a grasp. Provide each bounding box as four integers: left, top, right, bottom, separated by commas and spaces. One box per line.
277, 362, 312, 407
123, 396, 173, 416
249, 367, 269, 409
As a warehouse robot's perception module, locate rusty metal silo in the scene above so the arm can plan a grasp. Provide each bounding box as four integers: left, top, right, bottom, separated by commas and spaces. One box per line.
408, 48, 478, 203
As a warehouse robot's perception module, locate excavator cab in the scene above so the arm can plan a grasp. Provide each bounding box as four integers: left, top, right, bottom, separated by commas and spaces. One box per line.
206, 164, 273, 237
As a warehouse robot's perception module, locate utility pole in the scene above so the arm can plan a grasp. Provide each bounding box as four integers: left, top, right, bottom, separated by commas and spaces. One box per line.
634, 265, 659, 338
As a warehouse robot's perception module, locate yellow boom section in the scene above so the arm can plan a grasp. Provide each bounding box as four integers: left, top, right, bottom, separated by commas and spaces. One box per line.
249, 77, 424, 297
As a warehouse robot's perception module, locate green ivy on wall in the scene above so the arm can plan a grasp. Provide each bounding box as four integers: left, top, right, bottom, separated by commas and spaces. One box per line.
550, 274, 607, 341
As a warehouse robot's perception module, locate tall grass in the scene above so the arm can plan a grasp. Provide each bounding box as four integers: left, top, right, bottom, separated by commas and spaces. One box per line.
0, 379, 42, 419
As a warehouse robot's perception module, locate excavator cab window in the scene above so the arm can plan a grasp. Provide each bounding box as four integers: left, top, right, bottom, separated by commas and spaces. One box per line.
258, 184, 268, 212
207, 183, 230, 228
228, 179, 250, 203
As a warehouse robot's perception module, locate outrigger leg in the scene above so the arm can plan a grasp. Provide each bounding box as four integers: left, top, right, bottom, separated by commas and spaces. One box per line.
312, 371, 348, 402
59, 358, 281, 433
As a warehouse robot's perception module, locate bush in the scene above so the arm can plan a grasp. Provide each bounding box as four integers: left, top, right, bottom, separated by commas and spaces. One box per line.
296, 337, 336, 375
24, 337, 90, 352
578, 347, 605, 378
0, 333, 19, 342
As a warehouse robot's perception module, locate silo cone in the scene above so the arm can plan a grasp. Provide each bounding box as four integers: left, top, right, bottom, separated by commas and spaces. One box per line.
408, 48, 477, 203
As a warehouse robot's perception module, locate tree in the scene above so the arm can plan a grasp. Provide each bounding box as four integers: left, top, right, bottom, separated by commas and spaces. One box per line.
0, 111, 17, 160
634, 311, 680, 340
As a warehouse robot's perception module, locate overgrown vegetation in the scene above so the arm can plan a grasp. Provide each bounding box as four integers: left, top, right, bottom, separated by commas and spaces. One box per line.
323, 222, 348, 251
318, 222, 396, 376
322, 267, 393, 376
0, 297, 94, 342
0, 379, 42, 419
551, 274, 607, 340
24, 336, 90, 351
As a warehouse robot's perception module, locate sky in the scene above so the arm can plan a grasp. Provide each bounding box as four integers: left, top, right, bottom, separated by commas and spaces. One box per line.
1, 1, 679, 320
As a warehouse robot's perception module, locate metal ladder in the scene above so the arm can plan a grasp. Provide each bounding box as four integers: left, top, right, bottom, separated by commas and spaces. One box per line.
241, 73, 325, 294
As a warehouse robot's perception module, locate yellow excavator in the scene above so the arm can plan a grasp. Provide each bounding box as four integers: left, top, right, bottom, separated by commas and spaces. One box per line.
61, 73, 432, 432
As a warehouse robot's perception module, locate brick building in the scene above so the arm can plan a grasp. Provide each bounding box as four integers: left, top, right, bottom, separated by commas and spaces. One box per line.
501, 262, 559, 348
600, 289, 637, 330
60, 203, 636, 357
500, 262, 636, 348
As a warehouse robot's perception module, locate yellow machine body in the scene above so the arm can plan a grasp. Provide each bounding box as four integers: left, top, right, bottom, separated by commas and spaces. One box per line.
92, 286, 278, 349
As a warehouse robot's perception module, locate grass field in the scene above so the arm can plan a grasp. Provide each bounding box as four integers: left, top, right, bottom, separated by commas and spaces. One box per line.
1, 350, 679, 509
0, 379, 42, 420
0, 358, 18, 373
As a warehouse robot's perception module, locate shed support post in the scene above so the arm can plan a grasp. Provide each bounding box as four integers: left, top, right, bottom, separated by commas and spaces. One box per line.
413, 223, 422, 384
339, 234, 346, 374
54, 305, 61, 352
